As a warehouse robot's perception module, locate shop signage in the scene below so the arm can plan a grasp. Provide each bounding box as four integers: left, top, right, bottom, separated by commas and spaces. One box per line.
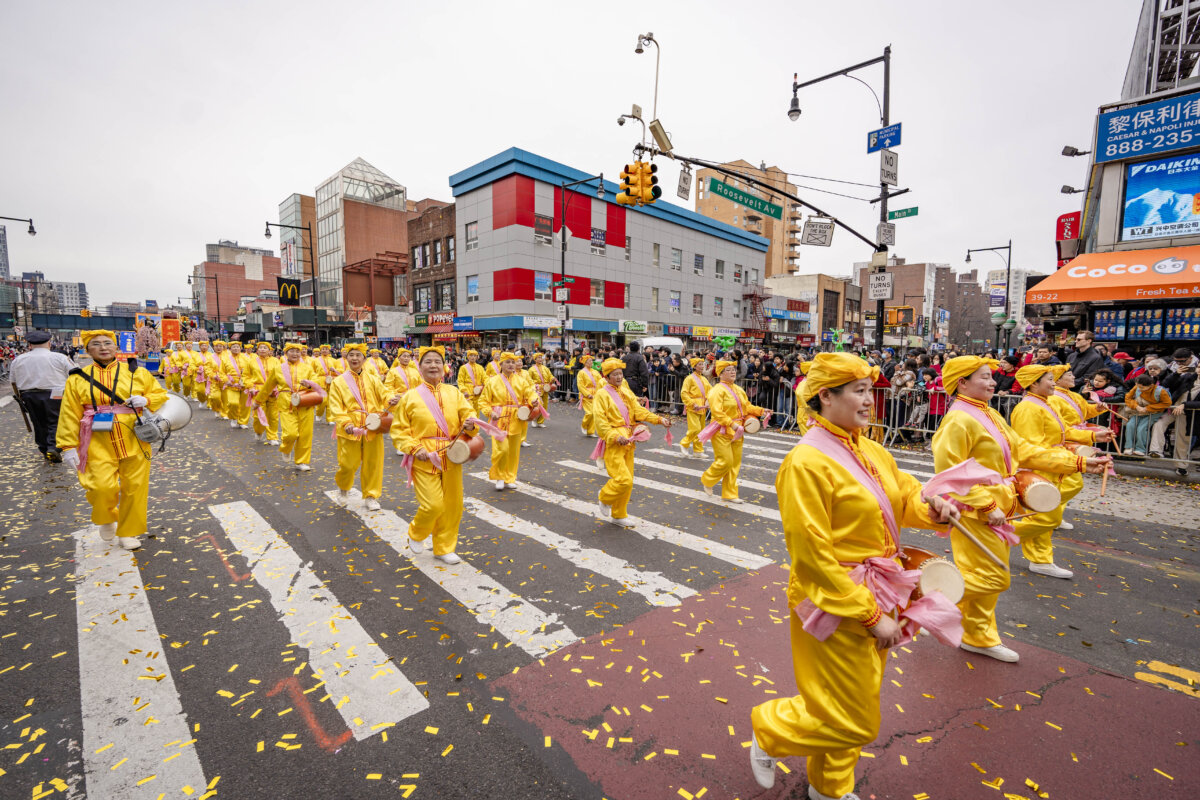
534, 214, 553, 239
786, 299, 810, 312
667, 325, 691, 336
429, 312, 454, 325
619, 319, 648, 334
715, 327, 742, 337
452, 316, 474, 331
773, 333, 798, 343
646, 323, 664, 336
1122, 153, 1200, 241
591, 228, 606, 248
799, 334, 816, 346
523, 316, 560, 329
1096, 90, 1200, 163
766, 308, 811, 321
414, 313, 428, 327
692, 326, 714, 337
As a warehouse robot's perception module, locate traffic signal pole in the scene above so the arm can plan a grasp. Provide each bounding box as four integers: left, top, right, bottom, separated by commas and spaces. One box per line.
558, 173, 605, 328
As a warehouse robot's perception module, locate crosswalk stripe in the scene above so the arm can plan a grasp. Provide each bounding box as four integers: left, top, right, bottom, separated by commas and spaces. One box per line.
209, 502, 429, 739
644, 449, 786, 477
740, 440, 795, 456
634, 457, 777, 492
330, 491, 577, 658
753, 430, 800, 444
468, 473, 774, 571
711, 447, 934, 479
557, 459, 782, 521
74, 530, 208, 798
463, 497, 697, 607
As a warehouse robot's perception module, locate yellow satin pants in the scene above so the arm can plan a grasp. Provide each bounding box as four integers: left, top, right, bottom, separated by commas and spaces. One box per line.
166, 372, 181, 392
488, 419, 528, 482
952, 515, 1012, 648
599, 443, 636, 519
679, 410, 707, 454
581, 398, 596, 434
224, 389, 251, 426
701, 434, 742, 499
182, 376, 193, 398
78, 450, 152, 540
408, 461, 465, 556
335, 434, 384, 499
192, 376, 207, 403
1015, 473, 1065, 565
278, 405, 315, 465
207, 383, 224, 416
751, 613, 884, 799
252, 400, 280, 441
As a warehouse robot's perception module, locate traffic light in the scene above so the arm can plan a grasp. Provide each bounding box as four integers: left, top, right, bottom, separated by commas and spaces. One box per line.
638, 161, 661, 205
80, 308, 91, 318
617, 164, 638, 206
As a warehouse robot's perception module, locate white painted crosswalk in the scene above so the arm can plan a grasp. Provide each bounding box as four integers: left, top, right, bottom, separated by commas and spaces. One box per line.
74, 530, 208, 799
332, 491, 578, 657
209, 502, 430, 740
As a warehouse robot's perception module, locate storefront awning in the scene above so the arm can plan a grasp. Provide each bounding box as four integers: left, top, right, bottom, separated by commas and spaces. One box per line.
1026, 246, 1200, 303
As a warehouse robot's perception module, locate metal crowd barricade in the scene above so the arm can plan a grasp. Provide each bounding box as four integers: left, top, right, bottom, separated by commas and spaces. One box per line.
1100, 397, 1199, 472
883, 386, 953, 447
550, 366, 579, 404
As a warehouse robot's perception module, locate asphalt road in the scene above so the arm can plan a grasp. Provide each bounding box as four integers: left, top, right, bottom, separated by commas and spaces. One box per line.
0, 392, 1197, 800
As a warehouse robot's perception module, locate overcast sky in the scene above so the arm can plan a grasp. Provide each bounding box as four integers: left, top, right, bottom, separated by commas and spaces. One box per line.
0, 0, 1137, 308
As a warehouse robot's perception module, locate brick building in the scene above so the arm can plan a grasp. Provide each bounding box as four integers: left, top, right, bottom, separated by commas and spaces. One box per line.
765, 273, 860, 350
192, 240, 283, 326
405, 201, 457, 340
694, 161, 800, 278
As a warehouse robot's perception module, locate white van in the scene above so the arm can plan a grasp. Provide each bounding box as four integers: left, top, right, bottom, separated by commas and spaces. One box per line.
635, 336, 685, 354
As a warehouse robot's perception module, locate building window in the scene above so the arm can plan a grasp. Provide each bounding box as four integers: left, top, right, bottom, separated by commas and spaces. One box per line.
446, 236, 455, 262
590, 281, 604, 306
422, 243, 431, 268
437, 281, 454, 311
652, 243, 660, 267
414, 285, 433, 312
651, 287, 659, 312
412, 246, 424, 270
714, 297, 723, 317
823, 289, 840, 332
433, 240, 442, 265
694, 254, 704, 276
466, 275, 479, 303
693, 293, 703, 315
625, 236, 632, 262
671, 248, 682, 271
624, 284, 630, 308
669, 290, 681, 314
733, 264, 743, 282
733, 298, 742, 320
751, 268, 760, 285
465, 222, 479, 252
534, 271, 552, 301
715, 259, 725, 279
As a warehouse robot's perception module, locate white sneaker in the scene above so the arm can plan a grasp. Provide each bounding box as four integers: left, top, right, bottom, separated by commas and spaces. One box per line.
118, 536, 141, 551
364, 498, 381, 511
960, 642, 1020, 663
611, 517, 635, 528
505, 482, 518, 489
267, 440, 280, 446
97, 522, 117, 542
581, 426, 589, 436
1028, 562, 1073, 579
254, 433, 263, 443
521, 440, 531, 447
408, 538, 425, 554
597, 494, 611, 518
295, 464, 311, 472
334, 490, 351, 506
494, 480, 505, 490
702, 482, 714, 497
1058, 520, 1074, 531
679, 443, 689, 457
749, 736, 777, 789
239, 424, 249, 430
590, 433, 598, 438
437, 553, 462, 565
808, 787, 861, 800
230, 420, 239, 428
726, 497, 744, 505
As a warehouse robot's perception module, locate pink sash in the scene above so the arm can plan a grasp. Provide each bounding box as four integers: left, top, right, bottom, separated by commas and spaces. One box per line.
698, 383, 747, 443
400, 383, 452, 484
949, 399, 1012, 473
589, 385, 632, 461
1023, 394, 1066, 444
224, 354, 242, 388
576, 368, 598, 410
687, 374, 711, 415
77, 404, 136, 473
394, 366, 412, 391
282, 361, 295, 394
800, 426, 900, 547
333, 371, 369, 441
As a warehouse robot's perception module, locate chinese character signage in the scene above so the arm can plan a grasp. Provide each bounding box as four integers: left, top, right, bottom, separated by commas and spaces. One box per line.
666, 325, 691, 336
534, 272, 551, 295
534, 214, 553, 239
1122, 154, 1200, 241
1097, 91, 1200, 163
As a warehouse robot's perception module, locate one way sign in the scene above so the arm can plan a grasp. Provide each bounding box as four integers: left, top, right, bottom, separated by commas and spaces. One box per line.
867, 123, 902, 153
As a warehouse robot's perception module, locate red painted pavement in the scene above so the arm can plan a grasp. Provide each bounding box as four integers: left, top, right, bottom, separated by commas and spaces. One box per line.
493, 569, 1200, 800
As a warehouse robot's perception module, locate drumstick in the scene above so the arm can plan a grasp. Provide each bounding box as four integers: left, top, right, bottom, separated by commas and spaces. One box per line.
1005, 511, 1038, 522
1100, 468, 1109, 497
946, 517, 1009, 571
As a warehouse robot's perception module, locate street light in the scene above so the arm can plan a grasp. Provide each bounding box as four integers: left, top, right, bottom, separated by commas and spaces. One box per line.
1061, 145, 1091, 157
0, 215, 36, 236
635, 32, 661, 121
789, 46, 892, 351
558, 173, 606, 326
264, 220, 320, 346
968, 240, 1013, 354
1061, 185, 1085, 194
188, 272, 222, 335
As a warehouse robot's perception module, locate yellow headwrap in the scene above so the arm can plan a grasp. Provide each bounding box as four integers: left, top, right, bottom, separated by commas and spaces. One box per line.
343, 343, 368, 355
714, 360, 737, 377
369, 348, 382, 355
81, 330, 117, 347
417, 345, 446, 363
601, 357, 626, 376
941, 356, 999, 396
320, 344, 332, 351
533, 352, 545, 361
491, 349, 500, 356
1051, 364, 1072, 380
284, 342, 305, 353
229, 340, 242, 349
798, 361, 812, 376
396, 347, 412, 356
690, 357, 704, 368
1015, 364, 1054, 391
499, 352, 521, 363
466, 349, 479, 356
212, 340, 226, 347
255, 341, 272, 351
798, 353, 880, 407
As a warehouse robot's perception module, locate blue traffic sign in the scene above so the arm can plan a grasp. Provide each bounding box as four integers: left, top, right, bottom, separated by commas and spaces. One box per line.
867, 123, 902, 153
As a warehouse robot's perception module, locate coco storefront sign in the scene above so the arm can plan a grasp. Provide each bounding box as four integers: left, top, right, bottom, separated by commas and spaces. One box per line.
1027, 245, 1200, 303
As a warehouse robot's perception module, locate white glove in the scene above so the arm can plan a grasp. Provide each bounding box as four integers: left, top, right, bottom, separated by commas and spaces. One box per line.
127, 395, 149, 409
62, 449, 81, 470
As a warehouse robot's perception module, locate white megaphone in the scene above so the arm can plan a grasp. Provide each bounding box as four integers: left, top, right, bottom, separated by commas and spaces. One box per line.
132, 392, 193, 446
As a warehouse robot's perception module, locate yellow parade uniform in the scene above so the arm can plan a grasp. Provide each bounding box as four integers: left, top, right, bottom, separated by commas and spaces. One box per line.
203, 349, 226, 416
456, 362, 487, 412
328, 368, 389, 499
220, 350, 252, 426
700, 380, 765, 500
576, 365, 602, 435
932, 395, 1081, 648
246, 353, 281, 441
528, 363, 555, 412
384, 363, 421, 396
1050, 387, 1105, 505
679, 371, 712, 455
479, 370, 537, 483
365, 355, 389, 381
161, 348, 181, 392
190, 348, 214, 405
57, 361, 169, 542
1010, 395, 1093, 564
393, 381, 478, 555
486, 360, 500, 378
593, 381, 662, 519
180, 348, 198, 397
314, 354, 343, 420
255, 358, 319, 465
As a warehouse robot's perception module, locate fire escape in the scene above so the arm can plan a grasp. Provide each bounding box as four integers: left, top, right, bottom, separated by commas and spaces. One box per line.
742, 281, 771, 340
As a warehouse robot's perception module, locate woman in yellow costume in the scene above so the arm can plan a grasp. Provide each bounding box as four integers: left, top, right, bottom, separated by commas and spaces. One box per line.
575, 355, 602, 437
208, 341, 228, 418
246, 342, 281, 446
591, 358, 670, 527
526, 351, 557, 429
393, 346, 495, 563
678, 357, 712, 459
312, 344, 342, 424
1010, 363, 1112, 579
192, 340, 220, 412
698, 359, 768, 504
328, 343, 389, 510
931, 357, 1108, 663
181, 341, 200, 402
385, 348, 421, 396
485, 348, 502, 377
479, 352, 538, 490
57, 331, 169, 551
220, 340, 251, 429
1049, 364, 1111, 531
456, 349, 487, 413
255, 342, 323, 471
365, 348, 389, 380
162, 341, 184, 392
748, 353, 960, 798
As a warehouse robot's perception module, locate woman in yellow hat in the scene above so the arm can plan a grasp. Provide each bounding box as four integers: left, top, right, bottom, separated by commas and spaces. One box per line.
456, 349, 487, 413
365, 348, 389, 379
255, 343, 323, 471
527, 351, 557, 429
208, 341, 229, 419
1009, 363, 1111, 579
592, 358, 670, 526
163, 341, 185, 393
678, 357, 712, 458
312, 344, 341, 424
485, 348, 502, 377
392, 346, 483, 563
575, 355, 602, 437
56, 331, 169, 550
698, 359, 767, 503
385, 348, 420, 397
748, 353, 960, 796
328, 343, 390, 510
479, 352, 538, 489
246, 342, 281, 445
1048, 363, 1111, 529
219, 340, 252, 429
932, 356, 1108, 663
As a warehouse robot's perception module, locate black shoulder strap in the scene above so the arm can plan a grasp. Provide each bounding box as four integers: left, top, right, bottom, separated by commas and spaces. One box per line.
69, 367, 129, 406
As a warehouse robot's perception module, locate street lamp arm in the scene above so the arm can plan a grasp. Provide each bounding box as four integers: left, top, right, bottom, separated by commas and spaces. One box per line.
841, 73, 884, 124
792, 53, 887, 93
